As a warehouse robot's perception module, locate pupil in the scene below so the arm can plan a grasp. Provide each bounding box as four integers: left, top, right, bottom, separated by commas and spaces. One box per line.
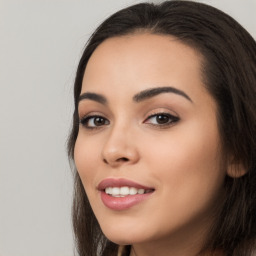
94, 117, 105, 126
156, 115, 169, 124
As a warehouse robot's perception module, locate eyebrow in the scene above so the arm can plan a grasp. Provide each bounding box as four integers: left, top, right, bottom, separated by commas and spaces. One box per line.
78, 86, 192, 105
78, 92, 107, 104
133, 86, 192, 103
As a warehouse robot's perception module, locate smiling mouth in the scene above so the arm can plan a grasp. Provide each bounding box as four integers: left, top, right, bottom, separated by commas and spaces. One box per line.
97, 178, 155, 210
104, 186, 154, 197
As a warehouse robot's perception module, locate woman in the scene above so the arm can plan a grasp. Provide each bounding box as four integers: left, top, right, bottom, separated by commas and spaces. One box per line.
68, 1, 256, 255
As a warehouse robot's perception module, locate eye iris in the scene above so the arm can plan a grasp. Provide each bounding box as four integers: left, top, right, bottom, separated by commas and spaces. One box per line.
156, 115, 169, 124
94, 117, 105, 126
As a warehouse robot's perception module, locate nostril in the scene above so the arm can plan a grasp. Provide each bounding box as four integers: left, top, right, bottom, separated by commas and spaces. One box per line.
103, 157, 129, 164
117, 157, 129, 162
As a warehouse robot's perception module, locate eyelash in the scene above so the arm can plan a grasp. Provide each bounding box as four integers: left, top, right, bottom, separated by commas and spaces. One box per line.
79, 112, 179, 130
144, 113, 180, 128
79, 115, 110, 130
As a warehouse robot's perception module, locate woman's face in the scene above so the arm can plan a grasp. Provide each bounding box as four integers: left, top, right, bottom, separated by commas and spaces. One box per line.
74, 33, 227, 252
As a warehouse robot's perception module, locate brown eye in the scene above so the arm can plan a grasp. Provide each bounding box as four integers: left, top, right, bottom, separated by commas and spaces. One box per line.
156, 114, 170, 124
80, 115, 110, 128
94, 117, 106, 126
145, 113, 179, 127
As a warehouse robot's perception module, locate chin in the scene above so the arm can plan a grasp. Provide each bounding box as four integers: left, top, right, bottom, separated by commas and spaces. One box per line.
101, 225, 150, 245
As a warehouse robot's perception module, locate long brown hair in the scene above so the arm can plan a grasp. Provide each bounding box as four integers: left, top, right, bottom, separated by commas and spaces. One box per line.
68, 1, 256, 255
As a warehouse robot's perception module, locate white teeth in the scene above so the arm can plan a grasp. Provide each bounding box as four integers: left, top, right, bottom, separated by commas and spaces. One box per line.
104, 186, 147, 197
138, 189, 145, 194
129, 187, 137, 195
120, 186, 129, 196
105, 187, 112, 194
112, 187, 120, 196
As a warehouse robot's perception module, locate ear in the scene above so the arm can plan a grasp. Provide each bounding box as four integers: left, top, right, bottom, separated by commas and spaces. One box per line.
226, 160, 247, 178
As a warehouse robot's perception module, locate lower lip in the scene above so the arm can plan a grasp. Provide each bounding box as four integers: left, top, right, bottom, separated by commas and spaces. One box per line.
100, 191, 153, 211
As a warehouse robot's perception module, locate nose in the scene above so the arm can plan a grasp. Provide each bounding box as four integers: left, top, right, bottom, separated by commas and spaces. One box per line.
101, 125, 139, 168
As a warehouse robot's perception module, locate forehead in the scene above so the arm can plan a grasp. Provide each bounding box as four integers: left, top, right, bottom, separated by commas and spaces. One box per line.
81, 33, 205, 99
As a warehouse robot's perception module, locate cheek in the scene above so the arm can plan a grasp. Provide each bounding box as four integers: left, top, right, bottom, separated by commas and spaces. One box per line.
136, 126, 225, 235
74, 135, 107, 221
142, 120, 225, 203
74, 134, 99, 188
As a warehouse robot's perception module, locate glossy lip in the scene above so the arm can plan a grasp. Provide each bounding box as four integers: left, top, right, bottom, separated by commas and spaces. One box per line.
98, 178, 155, 211
97, 178, 154, 190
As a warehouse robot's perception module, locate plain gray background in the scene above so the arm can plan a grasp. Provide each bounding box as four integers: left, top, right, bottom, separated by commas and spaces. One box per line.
0, 0, 255, 256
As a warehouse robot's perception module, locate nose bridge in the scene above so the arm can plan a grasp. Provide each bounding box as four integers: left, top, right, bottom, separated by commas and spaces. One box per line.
102, 118, 139, 166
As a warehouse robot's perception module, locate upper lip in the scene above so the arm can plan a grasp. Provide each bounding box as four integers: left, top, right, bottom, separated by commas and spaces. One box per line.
97, 178, 154, 191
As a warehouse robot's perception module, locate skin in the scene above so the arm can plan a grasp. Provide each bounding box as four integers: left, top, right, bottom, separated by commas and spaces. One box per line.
74, 33, 228, 256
